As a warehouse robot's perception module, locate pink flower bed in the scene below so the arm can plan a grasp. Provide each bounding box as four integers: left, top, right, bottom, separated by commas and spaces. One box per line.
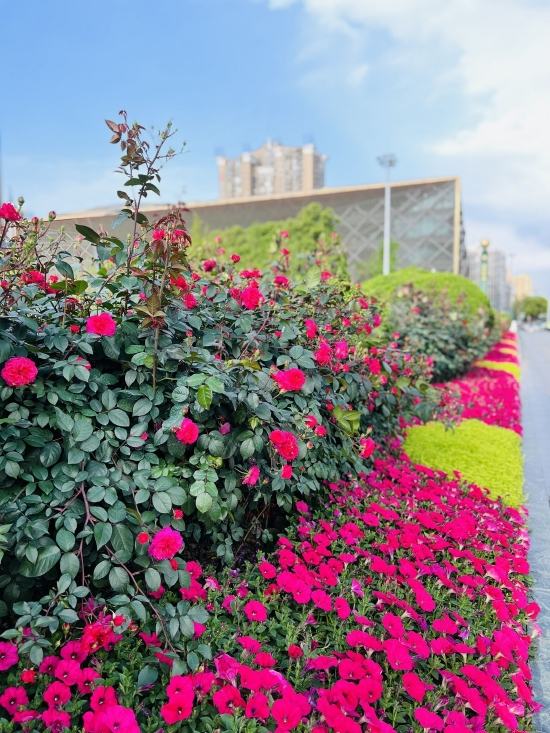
0, 452, 539, 732
440, 335, 521, 435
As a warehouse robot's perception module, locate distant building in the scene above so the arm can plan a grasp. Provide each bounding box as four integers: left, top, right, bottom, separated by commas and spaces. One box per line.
52, 177, 466, 279
507, 272, 532, 304
468, 247, 511, 312
216, 140, 326, 199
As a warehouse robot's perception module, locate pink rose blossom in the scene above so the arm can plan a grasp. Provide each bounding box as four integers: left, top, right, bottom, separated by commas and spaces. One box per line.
148, 527, 183, 561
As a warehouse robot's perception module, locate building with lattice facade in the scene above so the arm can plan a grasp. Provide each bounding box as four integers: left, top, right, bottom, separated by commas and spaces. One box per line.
216, 141, 326, 199
51, 176, 466, 280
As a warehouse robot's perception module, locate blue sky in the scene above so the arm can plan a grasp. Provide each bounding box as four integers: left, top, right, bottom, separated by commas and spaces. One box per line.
1, 0, 549, 292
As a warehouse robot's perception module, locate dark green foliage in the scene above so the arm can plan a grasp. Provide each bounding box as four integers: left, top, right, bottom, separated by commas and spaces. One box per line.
387, 283, 499, 383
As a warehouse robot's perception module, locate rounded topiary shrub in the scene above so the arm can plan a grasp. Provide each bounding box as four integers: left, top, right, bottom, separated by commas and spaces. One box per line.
362, 268, 499, 382
0, 117, 437, 637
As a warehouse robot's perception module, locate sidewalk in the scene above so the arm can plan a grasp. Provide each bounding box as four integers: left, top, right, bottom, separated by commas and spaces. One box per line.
519, 330, 550, 732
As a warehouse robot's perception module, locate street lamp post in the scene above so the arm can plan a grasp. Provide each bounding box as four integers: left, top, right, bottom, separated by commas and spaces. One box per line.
377, 154, 397, 276
480, 238, 490, 296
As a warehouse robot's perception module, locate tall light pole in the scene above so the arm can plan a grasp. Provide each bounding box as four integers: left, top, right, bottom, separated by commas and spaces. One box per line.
377, 154, 397, 276
480, 238, 490, 296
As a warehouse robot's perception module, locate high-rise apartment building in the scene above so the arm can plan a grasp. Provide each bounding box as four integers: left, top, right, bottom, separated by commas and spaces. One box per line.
507, 272, 532, 305
216, 140, 326, 199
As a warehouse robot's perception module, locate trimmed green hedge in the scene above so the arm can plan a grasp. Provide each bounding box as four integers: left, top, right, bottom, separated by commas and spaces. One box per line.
362, 267, 491, 316
403, 418, 523, 507
475, 360, 521, 379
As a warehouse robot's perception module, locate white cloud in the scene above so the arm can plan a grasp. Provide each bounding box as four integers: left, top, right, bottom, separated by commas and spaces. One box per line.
262, 0, 550, 287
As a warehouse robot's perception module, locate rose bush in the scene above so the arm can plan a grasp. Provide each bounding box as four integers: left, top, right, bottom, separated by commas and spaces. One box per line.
0, 115, 439, 639
380, 283, 500, 383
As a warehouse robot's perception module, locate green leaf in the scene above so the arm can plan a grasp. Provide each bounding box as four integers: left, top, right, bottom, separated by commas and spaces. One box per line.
187, 651, 200, 671
196, 643, 212, 660
0, 339, 11, 362
137, 665, 158, 688
197, 383, 213, 409
54, 407, 74, 432
60, 553, 79, 579
74, 365, 90, 382
56, 260, 75, 280
93, 560, 111, 580
102, 336, 120, 359
19, 545, 60, 577
132, 398, 153, 417
94, 522, 112, 549
205, 376, 225, 393
240, 438, 255, 459
73, 418, 94, 443
289, 345, 304, 359
130, 599, 147, 622
29, 645, 44, 665
171, 386, 189, 403
56, 528, 75, 552
186, 374, 207, 387
4, 460, 20, 478
109, 567, 129, 592
306, 264, 322, 289
145, 567, 161, 591
180, 615, 195, 638
196, 493, 212, 513
79, 434, 101, 452
188, 605, 209, 624
109, 409, 130, 427
111, 524, 133, 554
75, 224, 100, 243
152, 492, 172, 514
208, 502, 222, 522
58, 608, 79, 623
40, 443, 62, 468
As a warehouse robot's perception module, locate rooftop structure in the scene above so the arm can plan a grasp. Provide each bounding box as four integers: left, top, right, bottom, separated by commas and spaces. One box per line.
52, 176, 466, 280
216, 140, 326, 199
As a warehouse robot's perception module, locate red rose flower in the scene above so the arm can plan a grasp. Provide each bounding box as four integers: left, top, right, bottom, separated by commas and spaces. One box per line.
183, 292, 197, 309
0, 202, 21, 221
273, 368, 306, 391
175, 418, 199, 444
86, 312, 117, 337
269, 430, 299, 460
240, 285, 263, 310
1, 357, 38, 387
148, 527, 183, 561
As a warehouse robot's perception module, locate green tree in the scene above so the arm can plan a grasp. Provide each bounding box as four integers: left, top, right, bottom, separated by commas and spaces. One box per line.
189, 203, 348, 279
517, 295, 547, 320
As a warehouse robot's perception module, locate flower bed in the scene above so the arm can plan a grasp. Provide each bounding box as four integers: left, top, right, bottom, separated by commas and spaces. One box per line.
0, 454, 540, 732
0, 120, 539, 732
404, 334, 523, 506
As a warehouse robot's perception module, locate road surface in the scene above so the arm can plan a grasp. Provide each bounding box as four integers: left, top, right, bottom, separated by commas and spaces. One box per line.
519, 330, 550, 732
